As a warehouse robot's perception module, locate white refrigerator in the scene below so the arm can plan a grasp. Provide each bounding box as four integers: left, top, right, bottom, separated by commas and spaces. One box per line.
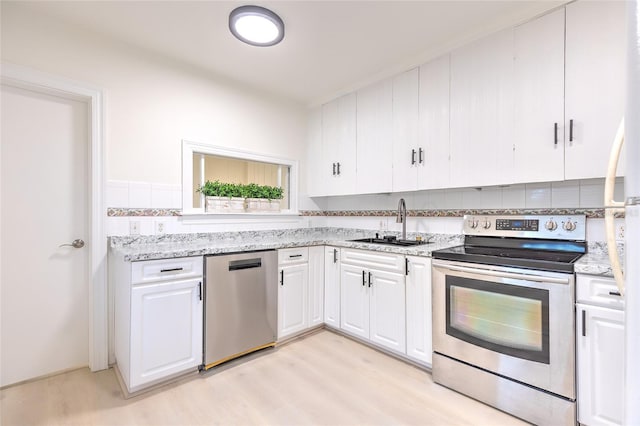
605, 1, 640, 423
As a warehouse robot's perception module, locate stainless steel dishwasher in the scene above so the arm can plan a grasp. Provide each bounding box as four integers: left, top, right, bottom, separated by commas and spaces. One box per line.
203, 250, 277, 369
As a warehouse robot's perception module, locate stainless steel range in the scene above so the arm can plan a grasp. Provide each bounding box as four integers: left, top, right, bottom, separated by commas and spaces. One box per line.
431, 214, 586, 426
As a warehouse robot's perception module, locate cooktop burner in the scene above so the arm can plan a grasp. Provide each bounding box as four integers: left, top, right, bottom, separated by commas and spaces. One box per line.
432, 243, 585, 273
431, 214, 587, 273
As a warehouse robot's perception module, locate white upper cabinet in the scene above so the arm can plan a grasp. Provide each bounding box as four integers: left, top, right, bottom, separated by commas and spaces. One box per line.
513, 8, 565, 184
392, 68, 421, 192
418, 55, 451, 190
356, 78, 393, 194
565, 0, 626, 180
450, 28, 515, 188
322, 93, 357, 196
306, 107, 323, 197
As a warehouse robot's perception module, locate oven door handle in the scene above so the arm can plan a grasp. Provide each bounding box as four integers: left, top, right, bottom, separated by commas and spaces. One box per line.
432, 262, 570, 285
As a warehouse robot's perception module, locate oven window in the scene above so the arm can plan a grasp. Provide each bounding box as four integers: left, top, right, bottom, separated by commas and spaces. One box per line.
446, 276, 550, 364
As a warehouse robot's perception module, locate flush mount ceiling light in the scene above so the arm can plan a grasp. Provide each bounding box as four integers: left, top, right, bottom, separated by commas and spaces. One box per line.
229, 5, 285, 47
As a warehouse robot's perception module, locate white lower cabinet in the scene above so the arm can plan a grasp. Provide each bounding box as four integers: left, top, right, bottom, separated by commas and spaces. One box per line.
576, 274, 625, 426
113, 255, 204, 393
278, 248, 309, 339
340, 263, 371, 339
340, 249, 406, 354
277, 247, 325, 340
130, 279, 203, 389
324, 246, 341, 328
368, 269, 406, 353
308, 246, 325, 328
405, 256, 432, 366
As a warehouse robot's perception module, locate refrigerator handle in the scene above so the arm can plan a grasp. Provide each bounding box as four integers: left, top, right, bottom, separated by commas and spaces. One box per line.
604, 117, 626, 295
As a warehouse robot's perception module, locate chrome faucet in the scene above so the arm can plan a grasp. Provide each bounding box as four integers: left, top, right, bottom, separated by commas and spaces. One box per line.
396, 198, 407, 240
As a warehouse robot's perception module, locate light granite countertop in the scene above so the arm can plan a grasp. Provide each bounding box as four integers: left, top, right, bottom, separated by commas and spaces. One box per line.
109, 228, 464, 262
109, 227, 621, 277
573, 241, 624, 278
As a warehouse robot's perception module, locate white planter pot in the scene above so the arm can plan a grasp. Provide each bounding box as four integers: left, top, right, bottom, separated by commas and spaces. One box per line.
259, 199, 271, 211
205, 196, 224, 212
206, 196, 245, 213
246, 198, 263, 212
269, 200, 281, 212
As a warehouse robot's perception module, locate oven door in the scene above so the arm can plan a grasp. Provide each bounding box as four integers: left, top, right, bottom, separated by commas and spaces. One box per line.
432, 259, 575, 400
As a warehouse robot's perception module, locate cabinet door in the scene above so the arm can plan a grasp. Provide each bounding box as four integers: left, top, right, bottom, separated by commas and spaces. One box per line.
369, 269, 406, 354
357, 78, 393, 194
308, 246, 325, 328
322, 94, 357, 196
392, 68, 420, 192
405, 256, 432, 365
450, 28, 515, 188
565, 0, 626, 180
340, 263, 369, 339
577, 304, 625, 426
324, 247, 341, 328
306, 107, 324, 197
130, 278, 203, 389
513, 8, 565, 184
278, 263, 309, 340
419, 55, 450, 190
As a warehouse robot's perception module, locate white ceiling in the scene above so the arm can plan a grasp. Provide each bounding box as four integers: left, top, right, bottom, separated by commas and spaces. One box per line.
10, 1, 565, 106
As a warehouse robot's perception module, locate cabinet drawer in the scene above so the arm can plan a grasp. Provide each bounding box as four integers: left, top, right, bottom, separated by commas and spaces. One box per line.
131, 256, 203, 285
340, 248, 404, 274
278, 247, 309, 265
576, 274, 624, 310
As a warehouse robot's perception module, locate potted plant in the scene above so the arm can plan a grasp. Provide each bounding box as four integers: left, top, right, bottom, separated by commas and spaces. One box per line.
266, 185, 284, 211
196, 180, 246, 213
243, 183, 263, 212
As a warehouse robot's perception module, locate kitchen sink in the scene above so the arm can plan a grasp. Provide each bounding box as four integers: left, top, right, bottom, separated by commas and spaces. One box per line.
349, 237, 431, 247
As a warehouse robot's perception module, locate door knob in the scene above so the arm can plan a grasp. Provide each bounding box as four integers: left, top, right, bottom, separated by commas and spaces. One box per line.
59, 239, 85, 249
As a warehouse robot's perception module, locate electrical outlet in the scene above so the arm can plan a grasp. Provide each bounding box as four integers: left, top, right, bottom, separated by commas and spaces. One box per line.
617, 224, 625, 240
129, 221, 140, 235
155, 221, 166, 235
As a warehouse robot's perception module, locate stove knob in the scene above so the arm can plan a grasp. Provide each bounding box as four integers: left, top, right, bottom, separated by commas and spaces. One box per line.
482, 220, 492, 229
563, 221, 577, 231
468, 219, 478, 229
545, 220, 557, 231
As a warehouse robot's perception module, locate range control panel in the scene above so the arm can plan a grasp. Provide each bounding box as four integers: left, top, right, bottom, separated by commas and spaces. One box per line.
463, 214, 586, 240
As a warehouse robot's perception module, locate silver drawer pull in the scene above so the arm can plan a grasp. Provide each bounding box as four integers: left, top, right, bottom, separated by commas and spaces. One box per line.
160, 267, 183, 273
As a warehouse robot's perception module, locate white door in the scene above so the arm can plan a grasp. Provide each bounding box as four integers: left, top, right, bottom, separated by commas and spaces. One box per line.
340, 263, 369, 339
130, 279, 203, 389
356, 78, 393, 194
576, 304, 625, 426
307, 246, 324, 328
565, 0, 626, 180
419, 55, 450, 190
369, 269, 406, 354
405, 256, 432, 365
392, 68, 420, 192
324, 247, 340, 328
277, 263, 309, 339
1, 84, 89, 386
513, 8, 565, 184
450, 28, 515, 187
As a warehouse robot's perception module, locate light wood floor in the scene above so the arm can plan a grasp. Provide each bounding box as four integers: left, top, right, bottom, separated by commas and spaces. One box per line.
1, 330, 526, 425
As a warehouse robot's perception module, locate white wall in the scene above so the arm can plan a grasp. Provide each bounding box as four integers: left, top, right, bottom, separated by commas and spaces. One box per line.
0, 3, 307, 187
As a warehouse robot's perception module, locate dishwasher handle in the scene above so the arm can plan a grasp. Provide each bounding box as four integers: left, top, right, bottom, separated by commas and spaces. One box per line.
228, 258, 262, 271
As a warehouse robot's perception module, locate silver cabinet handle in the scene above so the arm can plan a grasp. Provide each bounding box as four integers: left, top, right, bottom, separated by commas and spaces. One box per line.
59, 239, 85, 249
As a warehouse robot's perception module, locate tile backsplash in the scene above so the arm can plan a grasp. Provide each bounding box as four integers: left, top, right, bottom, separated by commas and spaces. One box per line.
106, 178, 625, 239
106, 180, 182, 209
